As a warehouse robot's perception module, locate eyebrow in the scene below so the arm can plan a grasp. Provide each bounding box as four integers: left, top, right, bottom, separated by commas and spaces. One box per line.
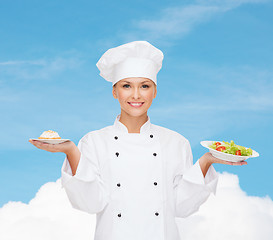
122, 80, 151, 84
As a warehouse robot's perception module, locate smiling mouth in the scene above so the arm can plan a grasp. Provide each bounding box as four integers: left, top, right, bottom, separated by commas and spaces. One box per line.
128, 102, 144, 107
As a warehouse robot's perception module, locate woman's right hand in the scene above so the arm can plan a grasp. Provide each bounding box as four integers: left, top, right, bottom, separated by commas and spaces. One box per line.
29, 139, 81, 175
29, 139, 77, 155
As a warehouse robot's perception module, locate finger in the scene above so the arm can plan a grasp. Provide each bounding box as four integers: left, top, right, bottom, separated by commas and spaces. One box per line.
232, 161, 247, 166
219, 160, 247, 166
29, 139, 41, 147
33, 141, 49, 150
211, 156, 248, 165
29, 139, 42, 144
39, 142, 57, 152
29, 140, 55, 151
30, 140, 44, 146
45, 143, 58, 152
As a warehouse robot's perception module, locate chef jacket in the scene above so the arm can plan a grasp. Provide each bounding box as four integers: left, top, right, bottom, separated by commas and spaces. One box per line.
61, 114, 218, 240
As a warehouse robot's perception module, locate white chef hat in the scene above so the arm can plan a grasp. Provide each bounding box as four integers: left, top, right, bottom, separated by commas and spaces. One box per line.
96, 41, 164, 86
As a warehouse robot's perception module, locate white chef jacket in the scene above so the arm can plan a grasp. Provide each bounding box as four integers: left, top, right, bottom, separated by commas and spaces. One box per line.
61, 114, 218, 240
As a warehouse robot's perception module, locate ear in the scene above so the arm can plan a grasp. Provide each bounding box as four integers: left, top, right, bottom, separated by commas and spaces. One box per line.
153, 85, 157, 99
112, 86, 117, 99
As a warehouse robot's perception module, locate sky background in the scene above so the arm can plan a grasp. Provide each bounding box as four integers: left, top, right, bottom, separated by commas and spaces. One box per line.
1, 0, 273, 239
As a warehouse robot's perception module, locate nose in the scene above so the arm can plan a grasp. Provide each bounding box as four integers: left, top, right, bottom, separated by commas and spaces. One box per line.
132, 86, 141, 99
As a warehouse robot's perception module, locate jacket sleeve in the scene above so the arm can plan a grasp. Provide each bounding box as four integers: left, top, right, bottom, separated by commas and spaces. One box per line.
61, 134, 110, 214
174, 139, 218, 218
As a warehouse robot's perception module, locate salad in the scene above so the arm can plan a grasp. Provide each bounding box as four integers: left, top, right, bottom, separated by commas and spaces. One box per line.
209, 140, 253, 156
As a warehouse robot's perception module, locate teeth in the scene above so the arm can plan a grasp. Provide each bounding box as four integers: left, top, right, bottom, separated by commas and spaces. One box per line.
129, 102, 143, 106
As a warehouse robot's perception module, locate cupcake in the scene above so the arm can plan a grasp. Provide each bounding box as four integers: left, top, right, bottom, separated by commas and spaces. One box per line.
38, 130, 61, 139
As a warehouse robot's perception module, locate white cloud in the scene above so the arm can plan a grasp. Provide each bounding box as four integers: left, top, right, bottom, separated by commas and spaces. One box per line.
0, 60, 46, 66
150, 64, 273, 146
177, 172, 273, 240
0, 55, 83, 81
158, 64, 273, 111
120, 0, 270, 43
0, 173, 272, 240
134, 5, 220, 40
0, 180, 95, 240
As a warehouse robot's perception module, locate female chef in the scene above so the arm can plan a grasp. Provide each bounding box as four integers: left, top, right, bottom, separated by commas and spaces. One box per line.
29, 41, 246, 240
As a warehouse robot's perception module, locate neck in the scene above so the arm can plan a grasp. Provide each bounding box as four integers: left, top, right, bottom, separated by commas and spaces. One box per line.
119, 112, 148, 133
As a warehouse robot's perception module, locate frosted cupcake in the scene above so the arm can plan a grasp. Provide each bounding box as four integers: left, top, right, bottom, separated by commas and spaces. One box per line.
38, 130, 61, 139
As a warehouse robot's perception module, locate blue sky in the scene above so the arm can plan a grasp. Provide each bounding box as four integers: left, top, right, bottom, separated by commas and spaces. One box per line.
1, 0, 273, 207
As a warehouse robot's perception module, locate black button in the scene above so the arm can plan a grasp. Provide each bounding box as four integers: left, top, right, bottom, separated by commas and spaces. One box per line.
155, 212, 159, 216
154, 182, 157, 186
153, 153, 157, 156
114, 136, 118, 140
150, 134, 153, 138
118, 213, 121, 217
116, 152, 119, 157
117, 183, 121, 187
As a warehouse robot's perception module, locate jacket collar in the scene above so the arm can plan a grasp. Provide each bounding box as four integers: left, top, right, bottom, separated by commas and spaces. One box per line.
113, 114, 151, 134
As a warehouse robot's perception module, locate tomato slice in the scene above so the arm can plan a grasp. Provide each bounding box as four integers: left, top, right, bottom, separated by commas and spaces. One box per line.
215, 142, 221, 147
216, 146, 226, 152
236, 150, 241, 155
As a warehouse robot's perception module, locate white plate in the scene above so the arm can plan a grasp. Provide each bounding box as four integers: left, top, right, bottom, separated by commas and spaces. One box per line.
31, 139, 70, 145
200, 141, 259, 162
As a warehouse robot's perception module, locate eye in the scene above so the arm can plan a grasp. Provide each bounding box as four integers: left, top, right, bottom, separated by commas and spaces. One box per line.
142, 84, 150, 88
122, 84, 130, 88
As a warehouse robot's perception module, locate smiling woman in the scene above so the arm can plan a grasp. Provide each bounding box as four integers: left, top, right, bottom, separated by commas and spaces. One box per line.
29, 41, 246, 240
112, 77, 157, 133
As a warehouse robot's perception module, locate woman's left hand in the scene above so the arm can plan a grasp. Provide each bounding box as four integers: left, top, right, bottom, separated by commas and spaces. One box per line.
201, 152, 247, 166
199, 152, 247, 177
